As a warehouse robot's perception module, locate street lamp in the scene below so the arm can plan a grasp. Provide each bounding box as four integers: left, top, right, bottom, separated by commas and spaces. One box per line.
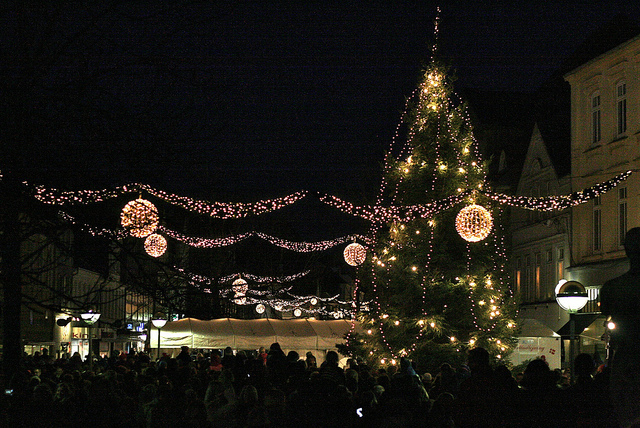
555, 280, 588, 383
81, 310, 101, 372
151, 314, 167, 361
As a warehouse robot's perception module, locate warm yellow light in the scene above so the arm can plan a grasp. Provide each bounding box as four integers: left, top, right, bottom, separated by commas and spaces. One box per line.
391, 359, 397, 365
411, 266, 417, 272
144, 233, 167, 257
344, 242, 367, 266
479, 300, 485, 306
439, 164, 447, 170
394, 320, 400, 326
367, 329, 373, 335
415, 230, 420, 235
459, 167, 465, 173
381, 359, 386, 364
469, 339, 476, 346
430, 322, 436, 328
121, 198, 159, 238
450, 336, 456, 342
418, 320, 425, 326
608, 321, 616, 330
455, 204, 493, 242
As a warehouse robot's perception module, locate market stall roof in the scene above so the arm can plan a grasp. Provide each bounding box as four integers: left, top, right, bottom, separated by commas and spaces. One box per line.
154, 317, 360, 352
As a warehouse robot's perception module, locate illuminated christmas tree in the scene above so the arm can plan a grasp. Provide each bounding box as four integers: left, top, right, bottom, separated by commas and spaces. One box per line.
341, 20, 517, 371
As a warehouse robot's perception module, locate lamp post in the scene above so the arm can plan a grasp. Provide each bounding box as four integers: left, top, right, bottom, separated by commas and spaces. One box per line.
80, 310, 101, 372
555, 280, 588, 383
151, 315, 167, 361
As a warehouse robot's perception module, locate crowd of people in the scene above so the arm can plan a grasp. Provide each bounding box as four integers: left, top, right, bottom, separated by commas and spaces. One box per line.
0, 344, 618, 427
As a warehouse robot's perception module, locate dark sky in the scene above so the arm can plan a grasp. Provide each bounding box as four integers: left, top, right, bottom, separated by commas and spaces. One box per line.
3, 1, 640, 204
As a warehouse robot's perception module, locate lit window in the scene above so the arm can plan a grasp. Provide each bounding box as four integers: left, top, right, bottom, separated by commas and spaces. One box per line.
535, 253, 541, 300
593, 197, 602, 252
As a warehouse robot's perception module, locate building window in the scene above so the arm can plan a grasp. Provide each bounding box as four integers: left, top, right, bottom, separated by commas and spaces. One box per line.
591, 93, 601, 144
593, 197, 602, 252
535, 253, 541, 300
617, 82, 627, 136
557, 247, 564, 286
525, 255, 532, 302
619, 187, 628, 247
515, 258, 522, 296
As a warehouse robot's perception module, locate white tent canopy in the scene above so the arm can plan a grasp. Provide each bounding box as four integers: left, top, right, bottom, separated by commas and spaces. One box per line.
509, 318, 562, 370
152, 318, 360, 357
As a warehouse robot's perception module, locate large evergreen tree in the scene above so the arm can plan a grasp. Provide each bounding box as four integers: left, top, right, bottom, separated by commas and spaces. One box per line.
341, 44, 517, 372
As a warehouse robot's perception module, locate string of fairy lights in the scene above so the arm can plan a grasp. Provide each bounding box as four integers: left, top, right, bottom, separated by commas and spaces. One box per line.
159, 225, 371, 252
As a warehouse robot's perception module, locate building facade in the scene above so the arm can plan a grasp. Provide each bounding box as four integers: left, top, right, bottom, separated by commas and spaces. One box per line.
512, 124, 571, 329
564, 34, 640, 302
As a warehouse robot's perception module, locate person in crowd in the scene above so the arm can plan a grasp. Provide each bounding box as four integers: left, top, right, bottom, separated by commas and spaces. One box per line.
258, 346, 268, 366
266, 342, 287, 388
567, 352, 616, 427
305, 351, 317, 371
176, 346, 192, 366
600, 227, 640, 428
319, 350, 345, 387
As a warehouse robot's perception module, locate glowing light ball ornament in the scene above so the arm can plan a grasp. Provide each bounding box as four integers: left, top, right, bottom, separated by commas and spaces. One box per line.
232, 278, 248, 305
255, 304, 265, 314
456, 204, 493, 242
232, 278, 249, 295
144, 233, 167, 257
344, 242, 366, 266
121, 198, 159, 238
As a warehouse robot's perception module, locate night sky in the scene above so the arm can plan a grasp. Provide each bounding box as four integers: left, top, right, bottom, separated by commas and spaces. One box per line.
3, 1, 640, 204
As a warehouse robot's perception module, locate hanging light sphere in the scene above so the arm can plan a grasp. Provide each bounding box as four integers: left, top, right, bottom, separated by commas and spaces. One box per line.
455, 204, 493, 242
293, 308, 302, 317
255, 304, 266, 314
144, 233, 167, 257
121, 198, 159, 238
232, 278, 249, 295
344, 242, 367, 266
